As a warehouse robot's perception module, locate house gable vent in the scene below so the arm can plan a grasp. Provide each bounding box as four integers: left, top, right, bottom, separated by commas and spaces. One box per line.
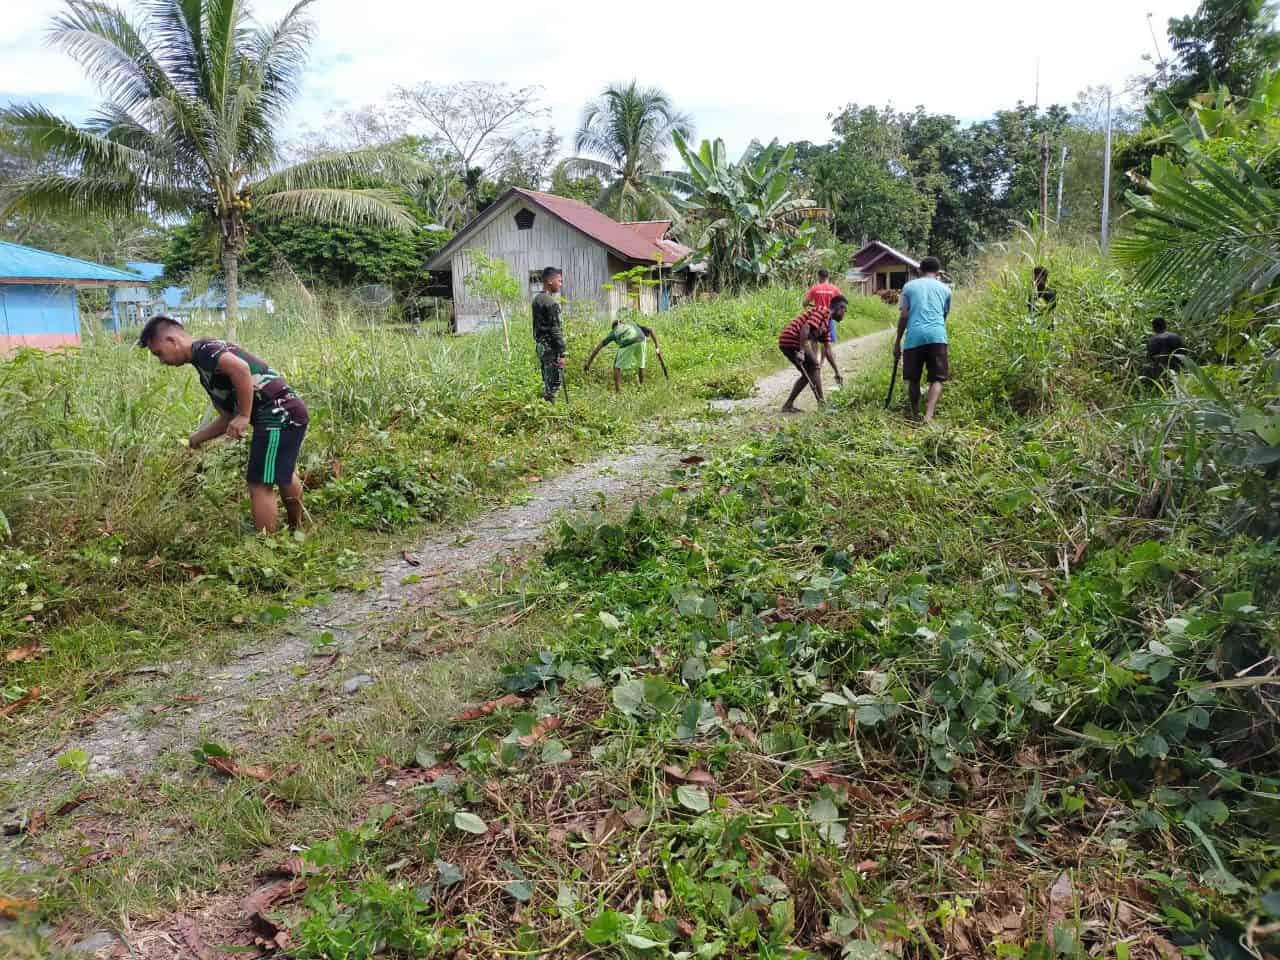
514, 208, 536, 230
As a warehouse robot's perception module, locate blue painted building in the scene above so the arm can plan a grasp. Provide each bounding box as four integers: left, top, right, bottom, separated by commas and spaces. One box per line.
0, 242, 146, 354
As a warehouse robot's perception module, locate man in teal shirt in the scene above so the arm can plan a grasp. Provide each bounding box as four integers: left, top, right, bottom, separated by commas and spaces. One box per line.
894, 256, 951, 424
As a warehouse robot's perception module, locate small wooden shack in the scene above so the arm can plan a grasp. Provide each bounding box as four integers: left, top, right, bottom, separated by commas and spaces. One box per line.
426, 188, 694, 333
0, 241, 145, 354
849, 240, 921, 294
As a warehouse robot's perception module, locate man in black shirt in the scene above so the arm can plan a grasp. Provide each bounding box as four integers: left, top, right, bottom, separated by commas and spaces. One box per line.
139, 316, 308, 533
1028, 266, 1057, 325
532, 266, 566, 402
1147, 317, 1186, 377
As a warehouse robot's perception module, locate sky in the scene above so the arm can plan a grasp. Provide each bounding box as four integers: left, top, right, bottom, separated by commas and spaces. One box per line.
0, 0, 1199, 158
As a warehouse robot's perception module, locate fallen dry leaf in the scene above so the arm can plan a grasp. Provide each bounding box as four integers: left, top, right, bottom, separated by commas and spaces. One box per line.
207, 755, 275, 782
662, 765, 716, 787
679, 455, 706, 466
24, 811, 46, 836
243, 877, 307, 919
52, 793, 95, 817
521, 473, 543, 483
516, 715, 563, 747
1147, 934, 1184, 960
110, 601, 131, 615
0, 686, 42, 718
731, 723, 760, 746
5, 644, 43, 663
1044, 871, 1075, 946
855, 859, 879, 874
453, 694, 524, 722
0, 895, 37, 919
622, 806, 648, 828
402, 551, 421, 566
174, 914, 216, 960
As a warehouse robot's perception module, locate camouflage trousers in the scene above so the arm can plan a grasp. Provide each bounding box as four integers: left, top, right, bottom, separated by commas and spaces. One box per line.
535, 341, 562, 401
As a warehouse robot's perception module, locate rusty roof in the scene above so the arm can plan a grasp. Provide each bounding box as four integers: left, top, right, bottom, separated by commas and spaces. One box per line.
426, 189, 692, 269
620, 220, 673, 244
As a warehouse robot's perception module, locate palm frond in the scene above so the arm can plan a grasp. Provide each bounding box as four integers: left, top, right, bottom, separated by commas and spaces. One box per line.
256, 148, 431, 194
558, 157, 614, 179
252, 187, 416, 231
1114, 152, 1280, 322
1, 103, 144, 174
245, 0, 316, 127
0, 172, 196, 219
48, 1, 175, 114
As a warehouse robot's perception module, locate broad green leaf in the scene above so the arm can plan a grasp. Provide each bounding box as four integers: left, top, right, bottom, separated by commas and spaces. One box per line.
624, 934, 663, 950
584, 910, 623, 945
809, 794, 845, 845
676, 785, 710, 812
434, 859, 463, 887
540, 739, 571, 764
453, 811, 488, 834
598, 610, 621, 630
612, 679, 646, 716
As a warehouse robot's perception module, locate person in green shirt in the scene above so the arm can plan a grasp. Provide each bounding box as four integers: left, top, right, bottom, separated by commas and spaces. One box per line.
531, 266, 566, 402
583, 316, 662, 392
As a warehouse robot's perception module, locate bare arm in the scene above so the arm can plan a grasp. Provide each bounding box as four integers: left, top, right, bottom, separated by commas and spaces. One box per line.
583, 338, 609, 371
217, 352, 255, 439
641, 326, 660, 351
189, 411, 232, 449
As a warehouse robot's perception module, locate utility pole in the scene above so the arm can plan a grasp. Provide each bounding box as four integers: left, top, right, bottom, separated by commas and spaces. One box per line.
1101, 88, 1113, 250
1039, 131, 1050, 226
1056, 144, 1068, 222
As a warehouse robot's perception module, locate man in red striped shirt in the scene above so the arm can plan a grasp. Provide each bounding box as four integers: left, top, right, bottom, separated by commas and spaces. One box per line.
778, 296, 847, 413
804, 269, 847, 388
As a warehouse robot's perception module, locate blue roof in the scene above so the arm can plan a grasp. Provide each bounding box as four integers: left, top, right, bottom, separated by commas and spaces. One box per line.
161, 286, 269, 310
124, 261, 166, 281
0, 241, 145, 283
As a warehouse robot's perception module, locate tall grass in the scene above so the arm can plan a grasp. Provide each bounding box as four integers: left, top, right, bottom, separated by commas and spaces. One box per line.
0, 288, 893, 707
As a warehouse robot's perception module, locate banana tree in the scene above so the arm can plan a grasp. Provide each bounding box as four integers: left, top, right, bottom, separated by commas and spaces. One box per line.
0, 0, 426, 338
673, 134, 825, 291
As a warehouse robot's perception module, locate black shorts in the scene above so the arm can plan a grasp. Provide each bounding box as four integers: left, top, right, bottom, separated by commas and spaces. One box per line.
247, 425, 306, 486
902, 343, 949, 383
780, 344, 820, 376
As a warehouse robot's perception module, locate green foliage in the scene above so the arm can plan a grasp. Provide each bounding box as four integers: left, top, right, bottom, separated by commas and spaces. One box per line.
1154, 0, 1280, 108
0, 0, 424, 334
561, 81, 693, 221
674, 135, 823, 291
0, 286, 890, 686
164, 213, 449, 303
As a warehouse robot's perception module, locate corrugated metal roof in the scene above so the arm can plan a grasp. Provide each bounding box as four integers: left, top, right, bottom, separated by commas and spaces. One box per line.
427, 189, 694, 269
0, 241, 145, 283
621, 220, 673, 243
124, 261, 166, 281
850, 240, 920, 271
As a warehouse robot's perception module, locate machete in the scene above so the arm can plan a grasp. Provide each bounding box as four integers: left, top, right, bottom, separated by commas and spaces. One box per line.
884, 353, 899, 409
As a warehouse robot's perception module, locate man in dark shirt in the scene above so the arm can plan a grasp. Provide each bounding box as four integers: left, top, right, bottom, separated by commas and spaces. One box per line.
1147, 316, 1185, 377
139, 316, 308, 533
532, 266, 566, 402
1028, 266, 1057, 325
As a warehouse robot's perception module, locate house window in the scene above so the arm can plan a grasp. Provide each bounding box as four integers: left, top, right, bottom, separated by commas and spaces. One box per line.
514, 208, 535, 230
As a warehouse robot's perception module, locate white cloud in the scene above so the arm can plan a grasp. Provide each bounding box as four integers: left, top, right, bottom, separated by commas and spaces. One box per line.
3, 0, 1197, 153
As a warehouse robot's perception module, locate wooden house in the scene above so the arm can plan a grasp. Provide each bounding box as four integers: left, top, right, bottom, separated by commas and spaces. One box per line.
849, 240, 921, 294
426, 188, 695, 333
0, 241, 145, 353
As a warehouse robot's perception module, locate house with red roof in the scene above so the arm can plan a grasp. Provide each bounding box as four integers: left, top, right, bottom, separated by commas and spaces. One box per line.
425, 187, 695, 333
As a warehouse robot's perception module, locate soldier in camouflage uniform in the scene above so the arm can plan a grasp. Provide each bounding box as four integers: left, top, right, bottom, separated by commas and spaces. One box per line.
531, 266, 566, 401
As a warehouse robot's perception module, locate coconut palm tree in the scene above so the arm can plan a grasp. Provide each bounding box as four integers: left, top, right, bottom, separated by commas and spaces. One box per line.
560, 81, 693, 221
0, 0, 423, 337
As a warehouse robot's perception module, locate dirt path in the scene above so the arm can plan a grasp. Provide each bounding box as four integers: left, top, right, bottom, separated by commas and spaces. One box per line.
3, 329, 891, 789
